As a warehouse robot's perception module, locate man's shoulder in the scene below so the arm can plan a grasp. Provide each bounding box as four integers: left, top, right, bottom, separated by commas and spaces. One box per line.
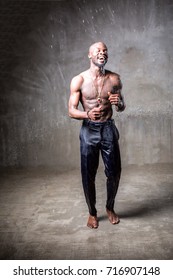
72, 70, 88, 81
106, 70, 120, 78
71, 72, 84, 84
106, 70, 122, 88
71, 70, 89, 91
79, 69, 90, 78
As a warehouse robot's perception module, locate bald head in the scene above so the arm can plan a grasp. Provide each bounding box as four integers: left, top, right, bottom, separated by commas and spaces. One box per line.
89, 42, 107, 56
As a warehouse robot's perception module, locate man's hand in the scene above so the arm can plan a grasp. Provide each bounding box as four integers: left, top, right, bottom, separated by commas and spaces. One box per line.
108, 92, 120, 105
87, 106, 102, 120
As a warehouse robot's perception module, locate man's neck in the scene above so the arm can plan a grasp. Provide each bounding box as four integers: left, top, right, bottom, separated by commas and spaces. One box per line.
90, 65, 105, 78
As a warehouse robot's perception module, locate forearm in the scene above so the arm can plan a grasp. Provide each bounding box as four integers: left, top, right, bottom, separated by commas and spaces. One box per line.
115, 91, 126, 112
69, 107, 88, 120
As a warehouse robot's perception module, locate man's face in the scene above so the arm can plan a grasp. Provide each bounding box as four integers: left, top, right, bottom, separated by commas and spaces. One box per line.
89, 43, 108, 67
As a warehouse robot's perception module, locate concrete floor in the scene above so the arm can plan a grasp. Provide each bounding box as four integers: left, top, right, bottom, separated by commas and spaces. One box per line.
0, 163, 173, 260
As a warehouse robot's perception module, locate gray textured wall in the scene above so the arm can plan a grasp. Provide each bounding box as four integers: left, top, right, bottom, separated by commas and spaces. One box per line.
0, 0, 173, 169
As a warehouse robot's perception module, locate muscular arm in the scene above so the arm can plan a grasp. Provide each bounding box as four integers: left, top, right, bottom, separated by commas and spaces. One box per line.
108, 74, 126, 112
68, 75, 88, 120
116, 91, 126, 112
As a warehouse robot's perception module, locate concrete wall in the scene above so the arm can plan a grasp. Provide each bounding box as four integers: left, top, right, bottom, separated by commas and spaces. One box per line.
0, 0, 173, 169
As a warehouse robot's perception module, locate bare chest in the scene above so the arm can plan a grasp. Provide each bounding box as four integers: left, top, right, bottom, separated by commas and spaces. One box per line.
81, 76, 114, 103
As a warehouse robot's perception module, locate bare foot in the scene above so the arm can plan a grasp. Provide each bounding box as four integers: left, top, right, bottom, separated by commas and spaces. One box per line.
87, 215, 99, 229
106, 209, 120, 224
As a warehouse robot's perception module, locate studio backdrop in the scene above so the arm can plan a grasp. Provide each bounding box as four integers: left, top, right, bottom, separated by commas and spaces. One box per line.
0, 0, 173, 170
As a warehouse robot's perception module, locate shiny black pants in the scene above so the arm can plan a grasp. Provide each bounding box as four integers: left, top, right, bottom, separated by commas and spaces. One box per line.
80, 119, 121, 216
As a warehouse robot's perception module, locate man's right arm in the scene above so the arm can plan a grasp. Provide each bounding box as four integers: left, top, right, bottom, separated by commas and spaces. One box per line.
68, 75, 88, 120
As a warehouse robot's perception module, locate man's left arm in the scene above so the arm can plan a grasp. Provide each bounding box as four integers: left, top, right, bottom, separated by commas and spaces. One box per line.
116, 90, 126, 112
108, 74, 126, 112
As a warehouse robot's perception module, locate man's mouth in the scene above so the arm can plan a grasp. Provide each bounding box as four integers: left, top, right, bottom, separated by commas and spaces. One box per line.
98, 56, 106, 63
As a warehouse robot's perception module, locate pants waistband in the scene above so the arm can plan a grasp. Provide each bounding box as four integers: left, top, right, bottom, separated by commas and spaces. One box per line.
83, 118, 114, 127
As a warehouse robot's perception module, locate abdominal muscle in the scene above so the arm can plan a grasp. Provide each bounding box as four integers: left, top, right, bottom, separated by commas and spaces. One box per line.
82, 97, 113, 122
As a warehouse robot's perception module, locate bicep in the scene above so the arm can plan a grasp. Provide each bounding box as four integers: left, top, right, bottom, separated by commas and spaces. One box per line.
115, 75, 122, 90
69, 90, 80, 110
111, 74, 122, 92
69, 76, 82, 109
112, 74, 126, 108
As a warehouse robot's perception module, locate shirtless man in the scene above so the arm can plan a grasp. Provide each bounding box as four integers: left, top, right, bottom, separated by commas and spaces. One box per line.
68, 42, 125, 229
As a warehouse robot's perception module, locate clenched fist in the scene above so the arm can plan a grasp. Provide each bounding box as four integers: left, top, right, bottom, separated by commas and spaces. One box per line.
108, 92, 120, 106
